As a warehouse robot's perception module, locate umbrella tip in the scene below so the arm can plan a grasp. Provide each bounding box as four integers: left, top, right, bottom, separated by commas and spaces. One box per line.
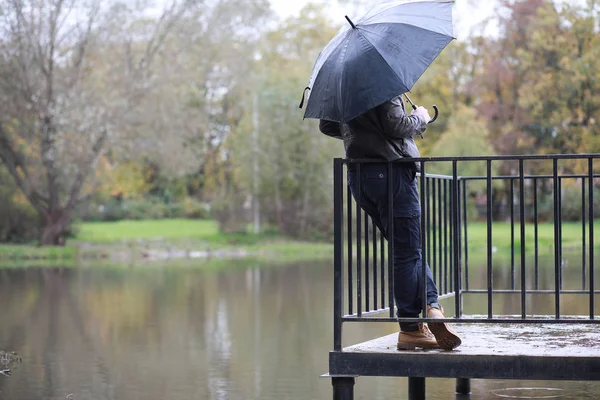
344, 15, 356, 29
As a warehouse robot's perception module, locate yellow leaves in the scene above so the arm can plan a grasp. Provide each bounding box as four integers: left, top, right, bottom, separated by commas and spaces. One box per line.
11, 189, 30, 206
431, 105, 494, 157
96, 158, 150, 200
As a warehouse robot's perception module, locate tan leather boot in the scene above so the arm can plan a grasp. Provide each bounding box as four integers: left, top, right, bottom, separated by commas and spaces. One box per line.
397, 322, 439, 350
427, 303, 462, 351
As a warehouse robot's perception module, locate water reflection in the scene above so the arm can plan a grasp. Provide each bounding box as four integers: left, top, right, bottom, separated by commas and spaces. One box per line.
0, 252, 598, 400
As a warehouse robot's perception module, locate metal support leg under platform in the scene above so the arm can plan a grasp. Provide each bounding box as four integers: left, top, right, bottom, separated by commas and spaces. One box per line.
409, 377, 426, 400
332, 377, 355, 400
456, 378, 471, 395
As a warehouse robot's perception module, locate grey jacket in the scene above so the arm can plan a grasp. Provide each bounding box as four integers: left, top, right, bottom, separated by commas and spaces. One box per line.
319, 96, 427, 169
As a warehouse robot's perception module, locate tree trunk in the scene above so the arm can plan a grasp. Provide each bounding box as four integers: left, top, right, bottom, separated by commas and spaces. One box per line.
40, 210, 71, 246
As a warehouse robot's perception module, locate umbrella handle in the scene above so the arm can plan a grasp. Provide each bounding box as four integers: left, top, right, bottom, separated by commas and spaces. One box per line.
429, 105, 439, 124
404, 94, 439, 124
410, 104, 439, 124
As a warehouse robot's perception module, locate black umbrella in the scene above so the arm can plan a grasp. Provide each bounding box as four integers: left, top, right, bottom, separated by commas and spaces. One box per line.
300, 0, 455, 124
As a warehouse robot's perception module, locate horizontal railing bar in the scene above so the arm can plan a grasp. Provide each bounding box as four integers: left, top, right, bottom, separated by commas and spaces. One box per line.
341, 293, 456, 319
341, 317, 600, 324
345, 154, 600, 163
419, 173, 455, 180
464, 290, 600, 294
347, 308, 392, 318
460, 174, 600, 181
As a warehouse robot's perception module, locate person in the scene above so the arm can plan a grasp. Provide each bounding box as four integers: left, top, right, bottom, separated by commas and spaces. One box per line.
320, 95, 461, 351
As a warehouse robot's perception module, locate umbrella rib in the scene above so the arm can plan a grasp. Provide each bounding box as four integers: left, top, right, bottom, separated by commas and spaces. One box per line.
337, 33, 355, 121
360, 24, 454, 92
353, 29, 408, 95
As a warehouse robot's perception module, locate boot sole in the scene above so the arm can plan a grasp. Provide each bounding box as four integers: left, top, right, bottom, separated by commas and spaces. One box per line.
397, 342, 439, 350
428, 322, 462, 351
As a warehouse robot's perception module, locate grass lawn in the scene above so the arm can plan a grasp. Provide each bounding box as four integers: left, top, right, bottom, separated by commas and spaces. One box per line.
0, 244, 76, 259
73, 219, 332, 250
0, 244, 77, 268
0, 219, 334, 266
1, 218, 598, 267
465, 220, 600, 252
73, 219, 219, 243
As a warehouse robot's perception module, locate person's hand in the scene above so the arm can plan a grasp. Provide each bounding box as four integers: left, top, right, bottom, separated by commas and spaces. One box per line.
411, 106, 431, 123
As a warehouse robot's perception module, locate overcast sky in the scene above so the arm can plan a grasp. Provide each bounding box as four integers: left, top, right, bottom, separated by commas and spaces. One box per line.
269, 0, 498, 41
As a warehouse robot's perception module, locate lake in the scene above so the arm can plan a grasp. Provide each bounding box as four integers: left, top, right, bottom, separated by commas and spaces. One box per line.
0, 252, 599, 399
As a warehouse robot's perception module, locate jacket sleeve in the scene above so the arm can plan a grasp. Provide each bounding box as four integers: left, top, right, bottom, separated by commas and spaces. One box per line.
319, 119, 343, 140
378, 97, 427, 139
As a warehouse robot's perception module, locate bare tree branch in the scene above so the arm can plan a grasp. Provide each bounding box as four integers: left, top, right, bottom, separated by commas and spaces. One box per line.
66, 1, 99, 90
66, 129, 107, 211
0, 124, 48, 216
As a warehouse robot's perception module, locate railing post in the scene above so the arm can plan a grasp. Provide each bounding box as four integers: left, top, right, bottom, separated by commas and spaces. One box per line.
582, 175, 587, 290
373, 217, 378, 310
357, 163, 363, 318
347, 184, 353, 316
421, 161, 428, 318
333, 158, 344, 351
444, 180, 449, 294
432, 179, 438, 287
510, 178, 515, 290
388, 162, 395, 318
553, 159, 561, 319
437, 179, 443, 290
486, 160, 493, 318
452, 161, 461, 317
589, 157, 595, 319
519, 159, 526, 318
534, 177, 539, 290
365, 211, 370, 312
462, 179, 469, 292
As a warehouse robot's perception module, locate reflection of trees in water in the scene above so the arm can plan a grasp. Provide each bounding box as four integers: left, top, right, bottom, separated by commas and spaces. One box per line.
207, 263, 333, 399
0, 268, 115, 399
462, 251, 600, 316
0, 262, 335, 400
205, 299, 232, 400
1, 259, 598, 399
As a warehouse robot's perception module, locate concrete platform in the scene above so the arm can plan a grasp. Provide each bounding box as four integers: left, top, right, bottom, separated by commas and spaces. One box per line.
329, 323, 600, 381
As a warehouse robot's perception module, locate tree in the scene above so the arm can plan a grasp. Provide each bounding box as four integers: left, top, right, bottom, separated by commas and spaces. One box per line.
0, 0, 194, 245
215, 5, 343, 239
474, 0, 547, 158
411, 41, 484, 155
475, 0, 600, 175
517, 1, 600, 166
114, 0, 272, 191
431, 105, 498, 187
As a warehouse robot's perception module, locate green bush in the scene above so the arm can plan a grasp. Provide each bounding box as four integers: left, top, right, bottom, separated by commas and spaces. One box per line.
0, 200, 40, 243
166, 202, 184, 218
76, 196, 210, 222
103, 197, 125, 221
561, 185, 600, 222
183, 197, 210, 219
0, 167, 41, 243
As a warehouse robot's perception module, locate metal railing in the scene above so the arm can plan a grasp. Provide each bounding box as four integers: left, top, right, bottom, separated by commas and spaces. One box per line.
332, 154, 599, 351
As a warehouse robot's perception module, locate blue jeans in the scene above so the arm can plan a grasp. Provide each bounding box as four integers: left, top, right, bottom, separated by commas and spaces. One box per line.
348, 163, 438, 332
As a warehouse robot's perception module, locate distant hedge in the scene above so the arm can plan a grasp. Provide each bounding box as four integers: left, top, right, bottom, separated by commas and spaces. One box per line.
75, 196, 211, 222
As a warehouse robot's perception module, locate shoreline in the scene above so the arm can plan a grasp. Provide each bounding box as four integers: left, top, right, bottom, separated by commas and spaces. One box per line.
0, 238, 335, 267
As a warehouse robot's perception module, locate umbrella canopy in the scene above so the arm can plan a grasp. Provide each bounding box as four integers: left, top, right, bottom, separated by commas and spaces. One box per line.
302, 0, 455, 123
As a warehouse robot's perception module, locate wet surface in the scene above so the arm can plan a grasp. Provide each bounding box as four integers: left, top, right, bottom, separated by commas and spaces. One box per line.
344, 321, 600, 357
